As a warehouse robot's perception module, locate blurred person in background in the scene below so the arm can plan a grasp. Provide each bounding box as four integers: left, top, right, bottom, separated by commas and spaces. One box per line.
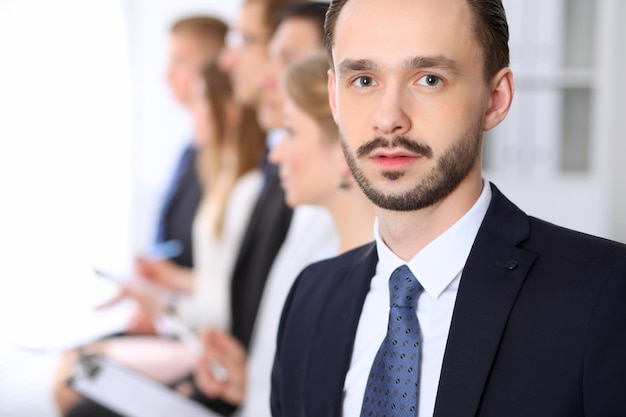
185, 1, 338, 414
51, 14, 228, 417
143, 14, 228, 271
215, 0, 304, 356
130, 14, 228, 334
53, 61, 266, 417
192, 10, 374, 417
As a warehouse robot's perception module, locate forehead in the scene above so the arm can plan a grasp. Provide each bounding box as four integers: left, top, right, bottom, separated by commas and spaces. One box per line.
170, 31, 204, 50
332, 0, 476, 68
270, 18, 321, 55
237, 1, 268, 33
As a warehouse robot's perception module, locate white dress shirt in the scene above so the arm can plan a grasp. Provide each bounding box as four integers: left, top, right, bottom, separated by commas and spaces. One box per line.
343, 183, 492, 417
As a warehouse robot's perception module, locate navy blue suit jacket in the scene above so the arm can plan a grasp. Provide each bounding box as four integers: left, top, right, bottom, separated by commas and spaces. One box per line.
155, 144, 202, 268
230, 163, 293, 349
271, 183, 626, 417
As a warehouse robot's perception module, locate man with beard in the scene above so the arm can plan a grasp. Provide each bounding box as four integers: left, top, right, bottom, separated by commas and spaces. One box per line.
271, 0, 626, 416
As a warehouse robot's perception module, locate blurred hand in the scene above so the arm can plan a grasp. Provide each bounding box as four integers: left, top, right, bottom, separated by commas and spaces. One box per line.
134, 257, 194, 293
195, 329, 247, 406
126, 308, 158, 335
96, 281, 165, 317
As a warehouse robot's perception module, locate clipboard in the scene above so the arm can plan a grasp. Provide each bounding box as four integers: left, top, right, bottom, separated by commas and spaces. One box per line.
68, 350, 221, 417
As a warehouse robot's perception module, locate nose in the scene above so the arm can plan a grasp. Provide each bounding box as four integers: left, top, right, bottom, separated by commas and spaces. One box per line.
262, 57, 280, 90
372, 85, 411, 136
218, 47, 235, 73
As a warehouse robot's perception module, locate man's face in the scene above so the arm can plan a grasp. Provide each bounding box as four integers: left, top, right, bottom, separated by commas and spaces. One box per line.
219, 1, 270, 107
259, 18, 323, 130
328, 0, 494, 211
167, 32, 217, 109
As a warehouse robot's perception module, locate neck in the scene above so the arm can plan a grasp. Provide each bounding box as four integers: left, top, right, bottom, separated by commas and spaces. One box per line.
325, 189, 376, 254
377, 175, 484, 261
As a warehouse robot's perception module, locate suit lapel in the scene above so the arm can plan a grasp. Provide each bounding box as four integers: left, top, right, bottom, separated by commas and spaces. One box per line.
434, 185, 538, 417
158, 147, 198, 230
303, 243, 378, 416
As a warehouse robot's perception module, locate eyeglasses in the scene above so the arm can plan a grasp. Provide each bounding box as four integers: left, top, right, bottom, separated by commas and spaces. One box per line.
225, 30, 269, 50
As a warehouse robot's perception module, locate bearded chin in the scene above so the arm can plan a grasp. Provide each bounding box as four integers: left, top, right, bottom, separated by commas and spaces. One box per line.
339, 124, 483, 212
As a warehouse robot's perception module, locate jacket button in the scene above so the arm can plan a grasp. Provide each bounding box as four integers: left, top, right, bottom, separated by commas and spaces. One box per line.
504, 260, 519, 270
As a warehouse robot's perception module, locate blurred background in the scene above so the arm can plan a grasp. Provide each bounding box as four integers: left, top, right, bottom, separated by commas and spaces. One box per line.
0, 1, 243, 415
0, 0, 625, 415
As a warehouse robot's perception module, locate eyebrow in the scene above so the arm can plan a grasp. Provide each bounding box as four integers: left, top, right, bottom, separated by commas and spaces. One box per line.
336, 55, 461, 78
404, 55, 461, 75
337, 59, 379, 78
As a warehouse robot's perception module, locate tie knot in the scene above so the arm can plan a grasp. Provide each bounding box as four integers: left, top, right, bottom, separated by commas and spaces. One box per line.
389, 264, 423, 308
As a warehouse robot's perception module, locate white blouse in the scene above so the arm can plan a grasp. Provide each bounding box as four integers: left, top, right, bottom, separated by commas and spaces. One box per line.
176, 170, 263, 332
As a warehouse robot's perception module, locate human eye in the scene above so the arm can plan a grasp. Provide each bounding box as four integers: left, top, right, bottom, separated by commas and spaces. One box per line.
416, 74, 443, 88
351, 75, 377, 89
283, 126, 295, 139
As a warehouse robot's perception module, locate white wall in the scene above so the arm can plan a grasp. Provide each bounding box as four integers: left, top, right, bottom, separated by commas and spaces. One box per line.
486, 0, 625, 242
0, 2, 242, 415
0, 0, 135, 345
608, 0, 626, 240
0, 1, 134, 415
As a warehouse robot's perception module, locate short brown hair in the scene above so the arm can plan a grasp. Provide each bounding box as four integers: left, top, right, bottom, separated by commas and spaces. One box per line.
171, 15, 228, 45
324, 0, 510, 80
284, 52, 338, 143
245, 0, 308, 34
276, 2, 329, 38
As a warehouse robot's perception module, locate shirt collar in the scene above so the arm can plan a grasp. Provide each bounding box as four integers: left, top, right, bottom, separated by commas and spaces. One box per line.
266, 128, 286, 150
374, 182, 492, 299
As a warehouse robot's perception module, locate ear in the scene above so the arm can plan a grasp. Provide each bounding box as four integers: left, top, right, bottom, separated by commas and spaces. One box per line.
328, 68, 339, 124
483, 67, 514, 131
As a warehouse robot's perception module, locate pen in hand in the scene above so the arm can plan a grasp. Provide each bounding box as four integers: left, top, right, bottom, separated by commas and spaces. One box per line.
92, 240, 183, 284
160, 308, 230, 383
143, 240, 183, 261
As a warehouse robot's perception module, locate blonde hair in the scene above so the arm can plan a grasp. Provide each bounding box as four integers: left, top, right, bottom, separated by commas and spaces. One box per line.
283, 52, 338, 142
196, 63, 266, 238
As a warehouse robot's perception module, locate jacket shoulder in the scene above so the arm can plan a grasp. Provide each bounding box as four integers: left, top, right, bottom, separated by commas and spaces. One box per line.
526, 215, 626, 262
292, 241, 376, 293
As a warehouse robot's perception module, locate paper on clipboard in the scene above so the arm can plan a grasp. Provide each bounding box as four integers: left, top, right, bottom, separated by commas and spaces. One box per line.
69, 354, 220, 417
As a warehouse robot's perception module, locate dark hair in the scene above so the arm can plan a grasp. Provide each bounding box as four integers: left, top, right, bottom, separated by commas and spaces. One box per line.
324, 0, 509, 80
276, 2, 329, 39
245, 0, 309, 35
171, 15, 228, 45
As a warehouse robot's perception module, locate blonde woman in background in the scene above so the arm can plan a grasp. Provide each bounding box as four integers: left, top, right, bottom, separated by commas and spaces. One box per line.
268, 51, 374, 252
194, 52, 375, 417
53, 63, 266, 417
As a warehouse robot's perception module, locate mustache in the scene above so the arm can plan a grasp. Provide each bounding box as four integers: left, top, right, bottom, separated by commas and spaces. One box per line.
356, 135, 434, 159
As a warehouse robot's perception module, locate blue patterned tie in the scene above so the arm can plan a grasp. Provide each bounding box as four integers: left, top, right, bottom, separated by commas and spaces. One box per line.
360, 264, 424, 417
